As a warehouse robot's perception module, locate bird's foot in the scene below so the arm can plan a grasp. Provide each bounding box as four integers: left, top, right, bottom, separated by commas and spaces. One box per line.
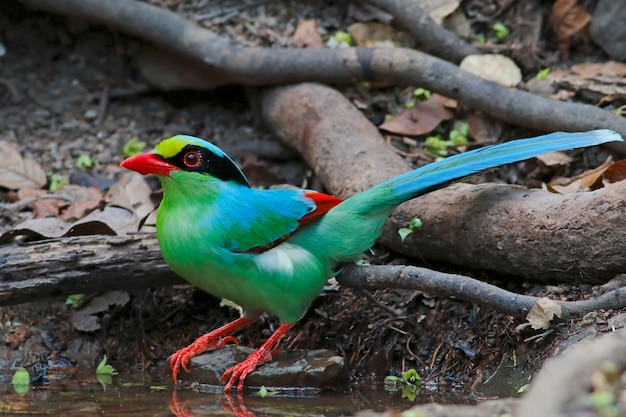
220, 322, 295, 392
221, 347, 272, 393
170, 335, 239, 382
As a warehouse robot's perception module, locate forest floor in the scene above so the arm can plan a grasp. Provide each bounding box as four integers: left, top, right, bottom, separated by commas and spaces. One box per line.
1, 1, 626, 415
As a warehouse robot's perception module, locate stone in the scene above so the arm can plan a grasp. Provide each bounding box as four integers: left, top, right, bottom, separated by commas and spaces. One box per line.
182, 346, 349, 391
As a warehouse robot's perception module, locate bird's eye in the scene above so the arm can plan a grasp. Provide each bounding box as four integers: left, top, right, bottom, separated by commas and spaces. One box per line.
183, 151, 201, 168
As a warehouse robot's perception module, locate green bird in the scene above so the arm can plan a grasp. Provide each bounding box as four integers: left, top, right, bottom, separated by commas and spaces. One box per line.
120, 129, 621, 391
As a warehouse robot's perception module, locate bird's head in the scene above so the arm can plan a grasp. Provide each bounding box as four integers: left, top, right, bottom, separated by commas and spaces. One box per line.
120, 135, 249, 187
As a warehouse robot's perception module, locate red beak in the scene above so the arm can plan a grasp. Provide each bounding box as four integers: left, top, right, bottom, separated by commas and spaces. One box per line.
120, 152, 179, 177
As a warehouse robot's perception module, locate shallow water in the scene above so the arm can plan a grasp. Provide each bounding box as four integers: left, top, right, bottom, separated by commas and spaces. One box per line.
0, 368, 473, 417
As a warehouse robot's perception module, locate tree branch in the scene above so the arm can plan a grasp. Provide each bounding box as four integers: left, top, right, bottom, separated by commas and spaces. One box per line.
18, 0, 626, 141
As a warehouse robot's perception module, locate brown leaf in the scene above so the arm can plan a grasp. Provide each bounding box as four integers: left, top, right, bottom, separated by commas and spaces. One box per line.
70, 291, 130, 332
603, 159, 626, 184
348, 22, 414, 48
57, 185, 103, 221
572, 61, 626, 78
548, 157, 613, 194
548, 0, 591, 58
0, 141, 47, 190
0, 206, 137, 244
291, 19, 324, 48
535, 151, 574, 167
379, 94, 454, 136
3, 326, 32, 349
467, 112, 503, 144
549, 0, 591, 40
526, 297, 562, 330
33, 198, 66, 218
106, 172, 154, 220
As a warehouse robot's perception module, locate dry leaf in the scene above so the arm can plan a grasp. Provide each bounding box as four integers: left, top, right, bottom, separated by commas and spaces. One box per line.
549, 0, 591, 40
379, 94, 454, 136
348, 22, 414, 48
56, 185, 103, 221
548, 157, 613, 194
548, 0, 591, 59
70, 291, 130, 332
603, 159, 626, 184
291, 19, 324, 48
571, 61, 626, 78
0, 141, 47, 190
420, 0, 461, 24
526, 297, 562, 330
535, 151, 574, 167
467, 112, 503, 144
106, 172, 154, 220
0, 206, 137, 244
460, 54, 522, 87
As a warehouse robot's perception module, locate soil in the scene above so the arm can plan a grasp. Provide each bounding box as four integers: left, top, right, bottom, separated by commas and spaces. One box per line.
1, 0, 624, 409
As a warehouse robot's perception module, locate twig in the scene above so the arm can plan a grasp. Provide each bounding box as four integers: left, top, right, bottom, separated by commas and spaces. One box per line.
338, 264, 626, 320
366, 0, 479, 63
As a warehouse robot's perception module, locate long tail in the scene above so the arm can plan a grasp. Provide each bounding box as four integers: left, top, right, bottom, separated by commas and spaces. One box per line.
351, 129, 622, 213
297, 129, 622, 262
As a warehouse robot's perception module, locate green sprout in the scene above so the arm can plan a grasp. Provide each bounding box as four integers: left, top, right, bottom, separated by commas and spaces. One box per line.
96, 355, 117, 390
398, 217, 422, 242
65, 294, 85, 306
536, 68, 551, 79
48, 173, 67, 193
326, 31, 352, 48
492, 22, 509, 42
75, 154, 94, 169
413, 88, 431, 102
385, 368, 423, 401
123, 137, 147, 158
11, 367, 30, 396
255, 385, 278, 397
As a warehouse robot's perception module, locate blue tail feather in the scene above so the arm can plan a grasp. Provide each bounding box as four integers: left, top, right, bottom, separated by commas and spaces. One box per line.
381, 129, 622, 204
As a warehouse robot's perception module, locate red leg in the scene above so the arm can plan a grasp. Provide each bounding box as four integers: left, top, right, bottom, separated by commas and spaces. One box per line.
170, 316, 259, 381
221, 322, 295, 392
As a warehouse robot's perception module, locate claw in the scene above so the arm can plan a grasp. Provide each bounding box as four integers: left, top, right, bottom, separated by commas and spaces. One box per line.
168, 316, 258, 382
220, 322, 294, 392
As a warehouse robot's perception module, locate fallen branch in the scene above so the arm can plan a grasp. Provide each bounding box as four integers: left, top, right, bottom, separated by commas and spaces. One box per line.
260, 83, 626, 283
3, 234, 626, 321
18, 0, 626, 141
0, 234, 183, 305
366, 0, 479, 63
338, 265, 626, 320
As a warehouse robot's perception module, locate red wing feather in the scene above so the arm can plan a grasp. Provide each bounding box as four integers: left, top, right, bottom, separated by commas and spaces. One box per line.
299, 191, 343, 225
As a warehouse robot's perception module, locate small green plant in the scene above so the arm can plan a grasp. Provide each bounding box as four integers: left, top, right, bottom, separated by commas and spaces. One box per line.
398, 217, 422, 242
536, 68, 550, 79
48, 173, 67, 193
492, 22, 509, 42
424, 121, 469, 157
149, 385, 168, 391
326, 31, 352, 48
96, 355, 117, 376
11, 367, 30, 396
96, 355, 117, 391
385, 368, 423, 401
75, 154, 94, 169
413, 88, 431, 102
123, 137, 147, 158
255, 385, 278, 397
65, 294, 85, 306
